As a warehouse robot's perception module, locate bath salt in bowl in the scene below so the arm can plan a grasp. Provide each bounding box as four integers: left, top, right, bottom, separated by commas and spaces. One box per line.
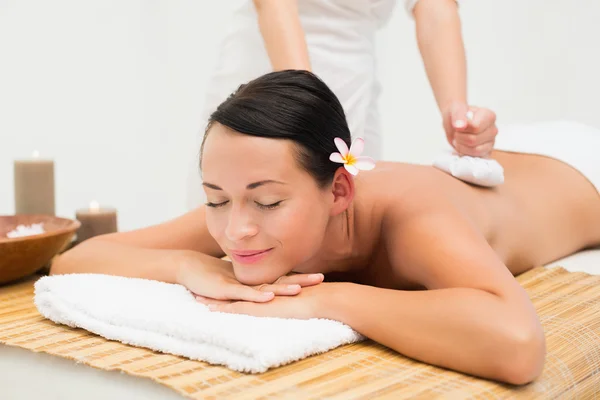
0, 215, 80, 285
6, 223, 46, 238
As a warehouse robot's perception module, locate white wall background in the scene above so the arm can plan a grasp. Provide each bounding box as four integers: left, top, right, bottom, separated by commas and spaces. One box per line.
1, 0, 599, 232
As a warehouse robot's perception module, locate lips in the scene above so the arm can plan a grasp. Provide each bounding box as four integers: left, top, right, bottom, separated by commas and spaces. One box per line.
231, 249, 271, 257
229, 248, 273, 264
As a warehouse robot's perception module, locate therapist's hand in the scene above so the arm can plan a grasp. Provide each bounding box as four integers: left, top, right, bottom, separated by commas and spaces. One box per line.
443, 102, 498, 157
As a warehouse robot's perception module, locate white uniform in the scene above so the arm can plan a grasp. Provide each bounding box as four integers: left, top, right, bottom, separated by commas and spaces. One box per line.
199, 0, 422, 160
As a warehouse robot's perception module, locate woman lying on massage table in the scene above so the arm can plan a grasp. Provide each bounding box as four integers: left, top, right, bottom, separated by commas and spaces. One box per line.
50, 70, 600, 386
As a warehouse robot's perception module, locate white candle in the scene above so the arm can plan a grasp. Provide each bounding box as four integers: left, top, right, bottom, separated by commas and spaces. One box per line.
14, 150, 55, 215
75, 200, 118, 242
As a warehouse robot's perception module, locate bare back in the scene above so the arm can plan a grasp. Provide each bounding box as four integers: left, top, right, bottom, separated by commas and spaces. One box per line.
353, 151, 600, 287
474, 150, 600, 273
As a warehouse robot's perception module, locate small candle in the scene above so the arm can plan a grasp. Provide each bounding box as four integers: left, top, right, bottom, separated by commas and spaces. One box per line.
14, 151, 56, 215
75, 200, 118, 243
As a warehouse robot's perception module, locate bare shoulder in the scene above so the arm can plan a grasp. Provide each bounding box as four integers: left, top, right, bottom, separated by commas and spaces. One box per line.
372, 167, 523, 296
361, 161, 465, 218
96, 206, 225, 258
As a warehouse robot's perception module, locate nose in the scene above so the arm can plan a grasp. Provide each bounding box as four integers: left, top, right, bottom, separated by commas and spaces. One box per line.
225, 204, 258, 242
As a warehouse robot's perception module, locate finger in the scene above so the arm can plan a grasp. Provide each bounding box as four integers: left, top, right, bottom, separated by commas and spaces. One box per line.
194, 295, 232, 306
462, 108, 496, 134
450, 103, 471, 131
275, 273, 324, 287
454, 125, 497, 148
223, 283, 275, 303
252, 282, 301, 296
193, 294, 210, 303
453, 139, 495, 157
474, 141, 495, 157
465, 109, 474, 122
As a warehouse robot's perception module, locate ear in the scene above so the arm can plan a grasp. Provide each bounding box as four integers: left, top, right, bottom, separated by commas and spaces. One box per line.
329, 167, 355, 217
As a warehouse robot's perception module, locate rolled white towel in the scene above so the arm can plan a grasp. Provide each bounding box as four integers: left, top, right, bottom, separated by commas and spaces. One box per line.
433, 152, 505, 187
433, 110, 505, 187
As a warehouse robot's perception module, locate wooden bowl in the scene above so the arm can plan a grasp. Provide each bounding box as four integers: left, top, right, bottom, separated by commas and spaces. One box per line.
0, 215, 81, 285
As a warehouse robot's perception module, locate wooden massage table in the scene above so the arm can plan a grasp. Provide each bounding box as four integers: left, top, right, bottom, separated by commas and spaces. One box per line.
1, 248, 599, 399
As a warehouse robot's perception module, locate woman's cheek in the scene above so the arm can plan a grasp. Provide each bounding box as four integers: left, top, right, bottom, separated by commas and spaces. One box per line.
206, 214, 232, 253
204, 213, 220, 241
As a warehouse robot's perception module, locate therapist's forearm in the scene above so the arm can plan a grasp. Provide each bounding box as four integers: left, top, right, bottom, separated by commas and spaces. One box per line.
253, 0, 311, 71
325, 283, 545, 385
414, 0, 467, 112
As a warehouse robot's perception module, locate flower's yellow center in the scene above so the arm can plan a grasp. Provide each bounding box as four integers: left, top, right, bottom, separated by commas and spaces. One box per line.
345, 153, 357, 165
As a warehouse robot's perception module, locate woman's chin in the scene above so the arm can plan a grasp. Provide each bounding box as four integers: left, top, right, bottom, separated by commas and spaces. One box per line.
233, 267, 281, 286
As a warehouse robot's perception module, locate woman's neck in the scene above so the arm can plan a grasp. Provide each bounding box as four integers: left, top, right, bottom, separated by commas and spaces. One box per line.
295, 195, 376, 275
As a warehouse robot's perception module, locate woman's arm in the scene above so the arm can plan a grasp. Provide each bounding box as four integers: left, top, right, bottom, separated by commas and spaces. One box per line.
324, 210, 546, 385
50, 206, 225, 282
253, 0, 311, 71
413, 0, 466, 113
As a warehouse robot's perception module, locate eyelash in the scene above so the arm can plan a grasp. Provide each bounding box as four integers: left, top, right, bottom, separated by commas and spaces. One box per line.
205, 201, 282, 210
205, 201, 228, 208
256, 201, 282, 210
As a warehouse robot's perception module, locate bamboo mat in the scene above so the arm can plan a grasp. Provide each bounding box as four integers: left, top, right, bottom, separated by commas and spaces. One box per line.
1, 267, 600, 399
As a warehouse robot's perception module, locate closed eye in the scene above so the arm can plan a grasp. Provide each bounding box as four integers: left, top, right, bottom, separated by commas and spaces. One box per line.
205, 201, 229, 208
255, 201, 283, 210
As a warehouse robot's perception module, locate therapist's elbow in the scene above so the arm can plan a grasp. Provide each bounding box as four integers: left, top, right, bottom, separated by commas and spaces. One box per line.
253, 0, 295, 12
496, 322, 546, 385
413, 0, 459, 23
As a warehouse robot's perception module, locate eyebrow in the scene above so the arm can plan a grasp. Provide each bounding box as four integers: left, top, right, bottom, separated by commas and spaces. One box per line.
202, 180, 286, 191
